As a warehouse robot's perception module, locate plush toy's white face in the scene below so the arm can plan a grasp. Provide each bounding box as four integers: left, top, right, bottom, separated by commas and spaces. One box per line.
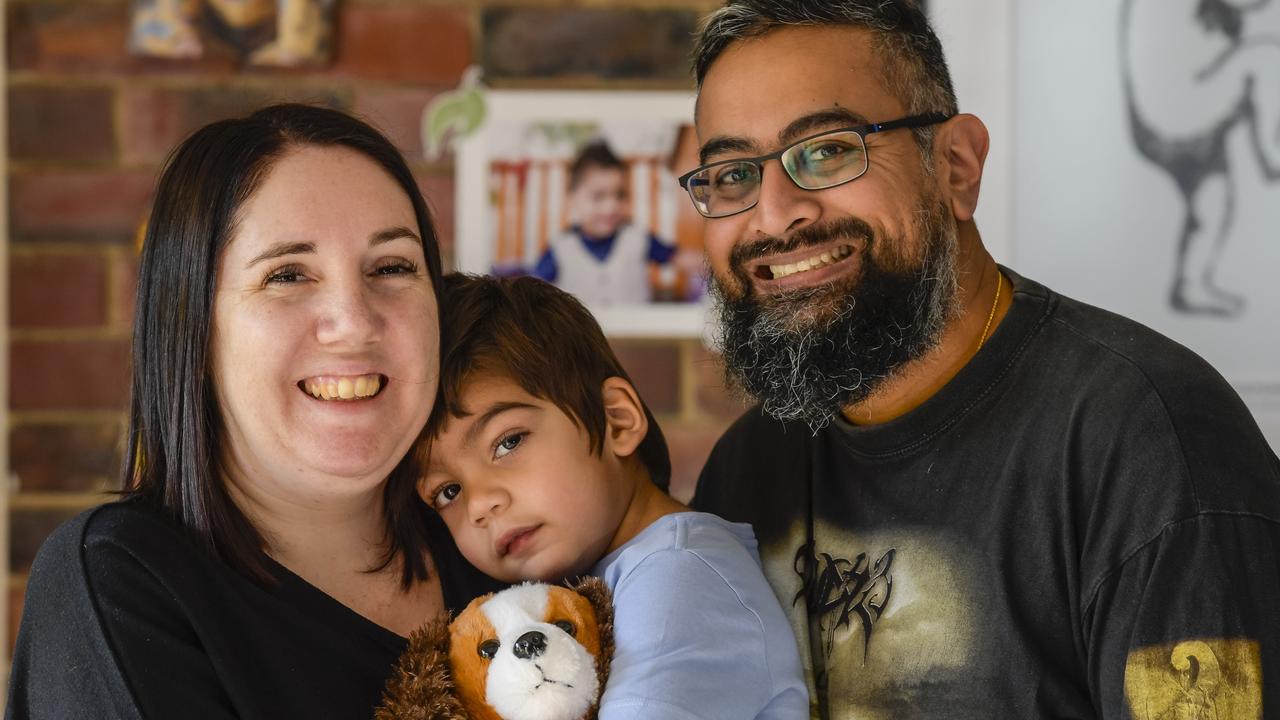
476, 584, 601, 720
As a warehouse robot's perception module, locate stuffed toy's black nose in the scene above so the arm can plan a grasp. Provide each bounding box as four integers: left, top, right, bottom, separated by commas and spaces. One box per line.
512, 631, 548, 660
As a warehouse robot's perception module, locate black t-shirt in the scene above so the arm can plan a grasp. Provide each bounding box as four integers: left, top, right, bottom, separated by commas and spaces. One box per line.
694, 269, 1280, 718
6, 499, 502, 720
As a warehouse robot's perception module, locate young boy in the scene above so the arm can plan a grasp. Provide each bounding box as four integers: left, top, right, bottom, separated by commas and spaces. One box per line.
419, 274, 808, 719
531, 141, 677, 306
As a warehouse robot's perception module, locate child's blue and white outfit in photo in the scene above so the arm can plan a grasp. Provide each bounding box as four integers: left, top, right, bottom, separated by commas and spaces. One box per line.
533, 224, 675, 306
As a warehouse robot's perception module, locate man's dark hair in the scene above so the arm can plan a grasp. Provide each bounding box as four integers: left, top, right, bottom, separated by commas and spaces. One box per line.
424, 274, 672, 491
568, 141, 626, 191
693, 0, 958, 150
123, 103, 444, 588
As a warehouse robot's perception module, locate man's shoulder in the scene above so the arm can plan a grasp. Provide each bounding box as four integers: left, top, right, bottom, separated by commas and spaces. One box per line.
692, 410, 815, 526
707, 407, 812, 465
1023, 275, 1279, 511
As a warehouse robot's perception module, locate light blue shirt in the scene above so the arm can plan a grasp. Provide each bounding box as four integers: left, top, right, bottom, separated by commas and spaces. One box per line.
591, 512, 808, 719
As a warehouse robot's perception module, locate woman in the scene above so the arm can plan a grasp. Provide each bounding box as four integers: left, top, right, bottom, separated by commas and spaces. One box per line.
6, 104, 500, 719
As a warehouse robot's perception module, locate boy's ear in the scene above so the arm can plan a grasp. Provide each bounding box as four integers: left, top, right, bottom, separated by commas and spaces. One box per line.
600, 377, 647, 459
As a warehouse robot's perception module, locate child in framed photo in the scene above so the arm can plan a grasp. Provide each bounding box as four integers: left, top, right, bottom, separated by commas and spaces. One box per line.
530, 141, 680, 306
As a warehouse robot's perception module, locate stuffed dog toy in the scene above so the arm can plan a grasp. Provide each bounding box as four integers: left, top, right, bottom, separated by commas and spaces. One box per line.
376, 578, 614, 720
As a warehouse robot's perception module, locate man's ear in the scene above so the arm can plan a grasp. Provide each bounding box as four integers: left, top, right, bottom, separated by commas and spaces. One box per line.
934, 113, 989, 222
600, 376, 647, 459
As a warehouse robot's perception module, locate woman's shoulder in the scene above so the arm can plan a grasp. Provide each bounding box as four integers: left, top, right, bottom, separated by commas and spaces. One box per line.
29, 500, 196, 593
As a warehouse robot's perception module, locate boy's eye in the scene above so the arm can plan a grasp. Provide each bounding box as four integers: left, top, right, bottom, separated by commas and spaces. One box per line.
433, 483, 461, 508
494, 432, 526, 459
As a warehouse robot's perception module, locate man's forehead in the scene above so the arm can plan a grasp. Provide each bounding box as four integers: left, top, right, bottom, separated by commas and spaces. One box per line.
693, 25, 898, 147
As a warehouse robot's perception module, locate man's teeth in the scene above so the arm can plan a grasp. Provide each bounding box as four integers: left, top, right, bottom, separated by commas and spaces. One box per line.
769, 245, 853, 279
303, 374, 382, 401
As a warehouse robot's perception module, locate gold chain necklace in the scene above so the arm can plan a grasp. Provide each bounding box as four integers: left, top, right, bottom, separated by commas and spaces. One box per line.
977, 273, 1003, 350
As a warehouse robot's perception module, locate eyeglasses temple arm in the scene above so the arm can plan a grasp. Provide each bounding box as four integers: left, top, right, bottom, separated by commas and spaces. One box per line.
866, 112, 953, 135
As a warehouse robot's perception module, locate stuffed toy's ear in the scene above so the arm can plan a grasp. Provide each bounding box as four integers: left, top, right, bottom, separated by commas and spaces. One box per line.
375, 615, 469, 720
567, 576, 614, 713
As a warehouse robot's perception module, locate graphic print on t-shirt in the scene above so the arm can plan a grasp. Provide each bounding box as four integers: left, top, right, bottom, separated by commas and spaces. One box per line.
1124, 638, 1262, 719
792, 538, 895, 661
759, 520, 990, 719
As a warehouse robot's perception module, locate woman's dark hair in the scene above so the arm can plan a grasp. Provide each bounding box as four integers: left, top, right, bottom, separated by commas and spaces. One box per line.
122, 103, 443, 587
423, 274, 672, 492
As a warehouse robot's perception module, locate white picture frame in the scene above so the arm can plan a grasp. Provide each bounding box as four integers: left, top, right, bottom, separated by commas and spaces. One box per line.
455, 91, 709, 338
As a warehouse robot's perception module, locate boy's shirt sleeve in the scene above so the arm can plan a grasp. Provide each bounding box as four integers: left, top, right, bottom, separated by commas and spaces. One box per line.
598, 548, 807, 720
647, 234, 676, 265
531, 248, 558, 283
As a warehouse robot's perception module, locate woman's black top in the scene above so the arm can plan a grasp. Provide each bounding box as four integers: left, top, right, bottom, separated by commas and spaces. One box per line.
5, 499, 502, 719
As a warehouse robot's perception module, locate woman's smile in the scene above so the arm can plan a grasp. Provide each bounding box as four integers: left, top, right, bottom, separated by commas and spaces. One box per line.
300, 373, 386, 401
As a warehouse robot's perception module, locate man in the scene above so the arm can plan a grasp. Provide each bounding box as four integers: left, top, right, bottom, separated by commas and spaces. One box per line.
686, 1, 1280, 717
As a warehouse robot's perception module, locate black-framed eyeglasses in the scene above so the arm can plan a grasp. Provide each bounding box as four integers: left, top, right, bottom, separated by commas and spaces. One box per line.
677, 112, 952, 219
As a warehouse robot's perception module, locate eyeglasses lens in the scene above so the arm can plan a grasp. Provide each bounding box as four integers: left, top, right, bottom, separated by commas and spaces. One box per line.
688, 162, 762, 218
686, 130, 869, 218
783, 131, 868, 190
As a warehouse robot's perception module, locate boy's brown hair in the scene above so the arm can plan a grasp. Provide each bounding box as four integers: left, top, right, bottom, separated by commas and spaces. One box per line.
567, 141, 626, 191
425, 273, 672, 491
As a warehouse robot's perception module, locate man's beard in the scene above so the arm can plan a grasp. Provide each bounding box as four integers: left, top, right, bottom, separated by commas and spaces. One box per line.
710, 194, 960, 431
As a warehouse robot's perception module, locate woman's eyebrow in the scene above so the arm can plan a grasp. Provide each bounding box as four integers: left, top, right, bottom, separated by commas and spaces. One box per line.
245, 241, 314, 269
371, 226, 421, 246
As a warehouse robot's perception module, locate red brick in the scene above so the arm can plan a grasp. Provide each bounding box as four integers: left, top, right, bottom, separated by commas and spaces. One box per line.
418, 173, 456, 260
8, 85, 116, 163
10, 584, 26, 656
330, 6, 472, 85
9, 509, 84, 574
7, 2, 239, 76
119, 86, 352, 164
9, 252, 110, 328
10, 170, 155, 244
355, 87, 442, 159
610, 341, 680, 415
662, 420, 732, 503
9, 339, 131, 411
693, 346, 752, 420
11, 421, 124, 493
7, 2, 133, 73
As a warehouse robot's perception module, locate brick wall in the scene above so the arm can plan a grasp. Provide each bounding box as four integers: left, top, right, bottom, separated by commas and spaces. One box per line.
5, 0, 747, 654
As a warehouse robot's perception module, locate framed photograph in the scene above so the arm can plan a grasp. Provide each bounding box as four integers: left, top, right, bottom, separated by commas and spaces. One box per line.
933, 0, 1280, 447
455, 91, 708, 338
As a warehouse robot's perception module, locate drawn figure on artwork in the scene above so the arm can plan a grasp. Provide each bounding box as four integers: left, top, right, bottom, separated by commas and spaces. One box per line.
1121, 0, 1280, 315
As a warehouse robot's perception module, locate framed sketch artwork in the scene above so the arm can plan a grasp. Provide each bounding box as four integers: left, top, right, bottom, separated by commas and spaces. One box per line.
455, 91, 708, 338
931, 0, 1280, 448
